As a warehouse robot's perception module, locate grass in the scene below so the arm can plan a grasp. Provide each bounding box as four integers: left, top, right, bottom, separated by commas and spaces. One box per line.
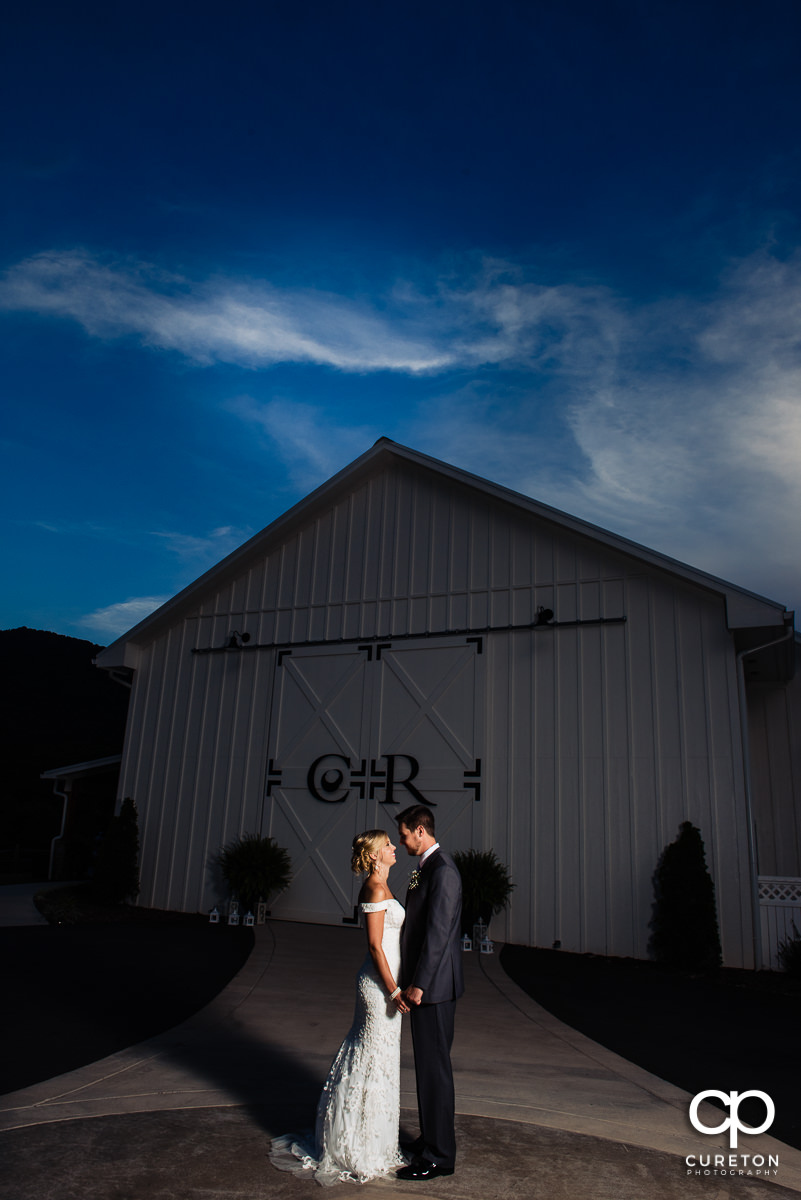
34, 883, 210, 927
3, 893, 254, 1095
500, 943, 801, 1152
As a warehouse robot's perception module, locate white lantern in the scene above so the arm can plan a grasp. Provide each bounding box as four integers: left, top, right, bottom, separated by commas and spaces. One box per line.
460, 933, 473, 952
244, 911, 255, 927
209, 906, 220, 924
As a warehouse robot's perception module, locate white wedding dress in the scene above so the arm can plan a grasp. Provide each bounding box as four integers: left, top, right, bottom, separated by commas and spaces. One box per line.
270, 898, 407, 1186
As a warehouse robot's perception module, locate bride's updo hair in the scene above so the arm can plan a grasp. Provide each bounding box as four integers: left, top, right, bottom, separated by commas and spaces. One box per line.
351, 829, 389, 876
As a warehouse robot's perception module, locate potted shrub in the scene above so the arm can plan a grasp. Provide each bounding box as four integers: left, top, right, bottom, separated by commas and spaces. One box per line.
216, 833, 292, 912
453, 848, 515, 935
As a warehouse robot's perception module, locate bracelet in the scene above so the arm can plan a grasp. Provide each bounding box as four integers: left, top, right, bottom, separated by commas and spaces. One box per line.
389, 986, 401, 1000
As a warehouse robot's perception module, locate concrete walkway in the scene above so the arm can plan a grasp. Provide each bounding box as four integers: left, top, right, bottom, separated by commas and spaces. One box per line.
2, 920, 800, 1199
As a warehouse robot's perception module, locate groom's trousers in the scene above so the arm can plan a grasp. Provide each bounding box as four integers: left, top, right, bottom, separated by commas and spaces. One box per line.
409, 998, 457, 1168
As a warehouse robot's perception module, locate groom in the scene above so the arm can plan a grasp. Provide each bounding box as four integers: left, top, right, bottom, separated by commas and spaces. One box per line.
395, 803, 464, 1182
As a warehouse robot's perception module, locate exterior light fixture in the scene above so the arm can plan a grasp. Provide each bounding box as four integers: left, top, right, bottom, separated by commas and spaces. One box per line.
226, 631, 251, 649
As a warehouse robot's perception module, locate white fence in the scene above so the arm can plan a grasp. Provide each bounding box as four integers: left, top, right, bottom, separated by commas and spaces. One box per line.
759, 876, 801, 970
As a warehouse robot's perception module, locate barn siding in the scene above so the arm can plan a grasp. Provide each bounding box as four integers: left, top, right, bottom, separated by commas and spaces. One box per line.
111, 461, 778, 965
747, 644, 801, 878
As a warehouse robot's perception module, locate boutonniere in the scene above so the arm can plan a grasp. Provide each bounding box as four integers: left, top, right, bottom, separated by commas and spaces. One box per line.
408, 869, 421, 891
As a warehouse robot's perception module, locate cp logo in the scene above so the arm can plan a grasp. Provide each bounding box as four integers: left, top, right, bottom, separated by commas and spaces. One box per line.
689, 1091, 775, 1148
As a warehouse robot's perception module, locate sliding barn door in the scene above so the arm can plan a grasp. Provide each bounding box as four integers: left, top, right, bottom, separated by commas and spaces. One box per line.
263, 637, 483, 924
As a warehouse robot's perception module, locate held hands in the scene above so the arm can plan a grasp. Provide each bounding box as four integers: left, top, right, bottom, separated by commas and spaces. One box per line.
389, 984, 422, 1013
389, 985, 410, 1014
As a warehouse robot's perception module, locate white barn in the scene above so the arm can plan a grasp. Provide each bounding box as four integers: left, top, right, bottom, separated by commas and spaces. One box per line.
96, 439, 800, 968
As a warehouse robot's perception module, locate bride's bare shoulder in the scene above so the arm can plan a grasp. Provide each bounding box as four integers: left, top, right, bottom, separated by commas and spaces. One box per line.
359, 877, 390, 903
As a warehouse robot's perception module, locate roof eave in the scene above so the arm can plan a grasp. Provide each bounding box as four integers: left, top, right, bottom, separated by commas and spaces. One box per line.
41, 754, 123, 781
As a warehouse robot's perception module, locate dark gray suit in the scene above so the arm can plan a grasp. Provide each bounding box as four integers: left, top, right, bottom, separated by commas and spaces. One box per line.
400, 847, 464, 1169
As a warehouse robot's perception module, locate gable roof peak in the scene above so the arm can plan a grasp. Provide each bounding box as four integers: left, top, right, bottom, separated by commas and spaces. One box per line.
95, 438, 789, 666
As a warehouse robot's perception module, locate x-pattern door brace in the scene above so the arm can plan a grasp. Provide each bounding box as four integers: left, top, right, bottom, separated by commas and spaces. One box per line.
274, 651, 368, 764
378, 645, 477, 766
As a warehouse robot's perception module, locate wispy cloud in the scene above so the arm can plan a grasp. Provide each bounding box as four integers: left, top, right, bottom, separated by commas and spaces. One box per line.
5, 244, 800, 608
0, 250, 454, 373
201, 247, 801, 605
81, 595, 170, 637
228, 396, 380, 491
439, 260, 625, 375
0, 249, 625, 377
75, 529, 251, 638
19, 517, 251, 568
408, 250, 801, 604
151, 525, 250, 564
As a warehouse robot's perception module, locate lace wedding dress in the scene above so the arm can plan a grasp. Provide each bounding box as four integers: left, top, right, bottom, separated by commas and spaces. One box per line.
270, 898, 407, 1186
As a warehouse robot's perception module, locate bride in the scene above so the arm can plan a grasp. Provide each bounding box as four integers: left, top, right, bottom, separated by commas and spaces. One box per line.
270, 829, 409, 1186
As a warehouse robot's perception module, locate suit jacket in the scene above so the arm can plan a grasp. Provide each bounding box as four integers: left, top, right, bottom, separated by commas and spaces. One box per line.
400, 848, 465, 1004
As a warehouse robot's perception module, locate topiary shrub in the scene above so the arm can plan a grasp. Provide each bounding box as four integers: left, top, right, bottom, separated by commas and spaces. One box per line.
649, 820, 722, 970
453, 848, 515, 934
91, 797, 140, 906
777, 922, 801, 977
216, 833, 292, 912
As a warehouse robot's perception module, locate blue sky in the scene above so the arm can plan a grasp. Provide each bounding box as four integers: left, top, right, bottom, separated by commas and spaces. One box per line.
2, 0, 801, 643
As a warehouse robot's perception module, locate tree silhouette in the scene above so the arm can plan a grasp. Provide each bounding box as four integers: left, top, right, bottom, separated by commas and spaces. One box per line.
92, 797, 140, 905
649, 821, 722, 969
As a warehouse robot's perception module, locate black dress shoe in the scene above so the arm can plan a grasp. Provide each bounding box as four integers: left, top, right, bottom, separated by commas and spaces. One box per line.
396, 1156, 455, 1181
